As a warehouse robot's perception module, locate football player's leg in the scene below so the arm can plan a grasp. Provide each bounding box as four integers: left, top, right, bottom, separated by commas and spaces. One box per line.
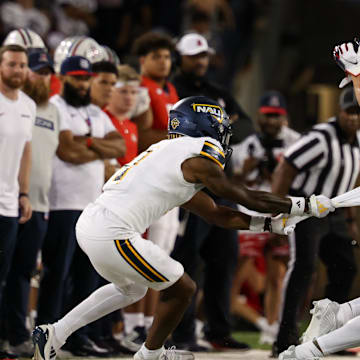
33, 282, 147, 360
144, 208, 180, 331
316, 314, 360, 355
282, 314, 360, 359
302, 295, 360, 343
145, 273, 196, 350
52, 282, 147, 350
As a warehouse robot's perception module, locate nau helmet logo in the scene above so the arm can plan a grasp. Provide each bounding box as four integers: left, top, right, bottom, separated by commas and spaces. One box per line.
192, 103, 223, 123
171, 118, 180, 129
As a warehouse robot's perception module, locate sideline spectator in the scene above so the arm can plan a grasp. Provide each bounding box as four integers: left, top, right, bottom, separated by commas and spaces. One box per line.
170, 33, 251, 351
172, 32, 253, 143
36, 55, 125, 357
231, 91, 299, 345
0, 1, 50, 38
0, 44, 34, 359
90, 60, 118, 109
104, 64, 140, 168
117, 31, 180, 353
3, 49, 60, 357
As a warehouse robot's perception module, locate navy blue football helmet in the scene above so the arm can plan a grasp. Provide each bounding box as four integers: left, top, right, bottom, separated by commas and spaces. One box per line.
168, 96, 233, 160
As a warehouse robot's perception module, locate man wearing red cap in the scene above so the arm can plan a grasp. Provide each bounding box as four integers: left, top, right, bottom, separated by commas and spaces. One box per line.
36, 55, 125, 357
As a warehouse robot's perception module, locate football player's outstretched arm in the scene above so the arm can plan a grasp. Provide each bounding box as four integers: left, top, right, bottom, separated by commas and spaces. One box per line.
182, 189, 297, 235
182, 191, 251, 230
182, 156, 333, 217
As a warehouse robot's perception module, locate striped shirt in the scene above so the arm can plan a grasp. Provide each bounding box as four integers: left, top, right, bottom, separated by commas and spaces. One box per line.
285, 118, 360, 198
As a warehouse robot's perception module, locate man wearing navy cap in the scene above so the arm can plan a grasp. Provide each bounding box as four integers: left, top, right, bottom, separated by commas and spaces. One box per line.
230, 90, 299, 346
0, 49, 60, 357
35, 56, 125, 356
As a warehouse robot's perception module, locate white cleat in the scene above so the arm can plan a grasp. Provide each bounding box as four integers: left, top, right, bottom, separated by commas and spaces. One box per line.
134, 346, 194, 360
32, 324, 57, 360
301, 299, 340, 343
279, 345, 320, 360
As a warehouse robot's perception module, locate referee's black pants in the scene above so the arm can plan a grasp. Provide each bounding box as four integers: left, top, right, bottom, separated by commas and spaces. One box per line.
276, 210, 357, 352
171, 200, 238, 343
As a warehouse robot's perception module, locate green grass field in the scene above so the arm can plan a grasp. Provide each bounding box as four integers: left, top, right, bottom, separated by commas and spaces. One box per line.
233, 331, 272, 350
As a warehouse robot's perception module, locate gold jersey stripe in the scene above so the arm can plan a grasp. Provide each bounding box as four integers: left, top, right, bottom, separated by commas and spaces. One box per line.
204, 141, 225, 158
200, 151, 225, 169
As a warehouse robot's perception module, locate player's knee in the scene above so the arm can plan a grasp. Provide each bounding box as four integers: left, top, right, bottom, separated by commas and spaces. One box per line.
160, 273, 196, 303
116, 283, 148, 303
182, 274, 196, 299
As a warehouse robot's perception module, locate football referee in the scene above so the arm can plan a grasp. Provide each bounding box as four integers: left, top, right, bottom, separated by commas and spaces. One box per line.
272, 86, 360, 355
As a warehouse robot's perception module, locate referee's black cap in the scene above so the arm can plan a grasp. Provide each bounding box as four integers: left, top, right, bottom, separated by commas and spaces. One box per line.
339, 87, 359, 110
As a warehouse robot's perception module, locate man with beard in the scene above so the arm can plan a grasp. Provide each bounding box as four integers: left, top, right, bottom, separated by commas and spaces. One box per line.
36, 56, 125, 357
0, 44, 34, 360
1, 49, 60, 358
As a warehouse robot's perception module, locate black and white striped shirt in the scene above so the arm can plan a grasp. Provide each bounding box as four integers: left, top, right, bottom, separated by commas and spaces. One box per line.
285, 118, 360, 198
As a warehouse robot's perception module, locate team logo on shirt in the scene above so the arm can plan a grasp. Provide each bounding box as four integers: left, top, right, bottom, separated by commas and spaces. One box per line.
35, 117, 54, 130
170, 118, 180, 130
192, 103, 223, 123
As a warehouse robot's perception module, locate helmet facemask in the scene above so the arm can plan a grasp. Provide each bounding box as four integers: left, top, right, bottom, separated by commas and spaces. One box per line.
208, 114, 233, 162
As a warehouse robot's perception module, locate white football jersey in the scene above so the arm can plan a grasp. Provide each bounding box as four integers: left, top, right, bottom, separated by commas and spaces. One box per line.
96, 136, 225, 238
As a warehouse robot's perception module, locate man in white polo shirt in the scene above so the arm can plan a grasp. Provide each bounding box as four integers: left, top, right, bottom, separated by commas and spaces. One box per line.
36, 55, 125, 356
0, 44, 34, 359
2, 49, 60, 358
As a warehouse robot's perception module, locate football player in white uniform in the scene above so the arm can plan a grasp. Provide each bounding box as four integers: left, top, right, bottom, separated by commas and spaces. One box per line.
32, 96, 334, 360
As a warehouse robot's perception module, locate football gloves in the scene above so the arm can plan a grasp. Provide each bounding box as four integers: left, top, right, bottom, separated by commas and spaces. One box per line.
289, 195, 334, 218
333, 39, 360, 87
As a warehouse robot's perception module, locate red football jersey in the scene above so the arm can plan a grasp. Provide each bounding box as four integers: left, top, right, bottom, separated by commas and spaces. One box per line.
141, 76, 179, 130
104, 109, 138, 166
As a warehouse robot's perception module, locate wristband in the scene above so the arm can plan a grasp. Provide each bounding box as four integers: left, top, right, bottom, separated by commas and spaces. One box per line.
86, 137, 93, 148
19, 193, 29, 199
289, 197, 306, 216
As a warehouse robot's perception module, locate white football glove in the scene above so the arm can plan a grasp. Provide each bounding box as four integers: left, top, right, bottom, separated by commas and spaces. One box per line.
333, 41, 360, 77
308, 194, 335, 218
250, 214, 301, 235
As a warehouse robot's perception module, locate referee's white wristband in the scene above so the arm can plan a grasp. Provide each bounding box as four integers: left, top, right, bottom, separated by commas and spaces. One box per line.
289, 197, 307, 216
249, 216, 271, 232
